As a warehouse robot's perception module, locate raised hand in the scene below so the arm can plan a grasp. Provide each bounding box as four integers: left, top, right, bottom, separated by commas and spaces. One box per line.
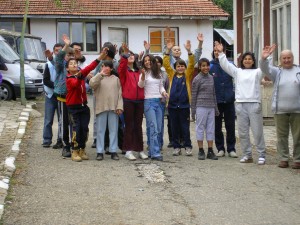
184, 40, 191, 53
214, 41, 223, 53
44, 49, 52, 59
197, 33, 204, 43
122, 43, 129, 54
262, 44, 277, 59
98, 47, 109, 60
144, 40, 150, 51
62, 34, 70, 46
138, 51, 144, 61
166, 39, 174, 50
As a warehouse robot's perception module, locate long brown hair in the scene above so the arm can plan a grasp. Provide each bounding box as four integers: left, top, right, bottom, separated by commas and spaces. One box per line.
142, 54, 161, 79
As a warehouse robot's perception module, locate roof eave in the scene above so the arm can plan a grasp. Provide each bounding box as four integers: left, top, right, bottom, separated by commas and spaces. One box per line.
0, 15, 228, 20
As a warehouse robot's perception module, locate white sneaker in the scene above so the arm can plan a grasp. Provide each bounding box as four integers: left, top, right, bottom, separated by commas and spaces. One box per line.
216, 150, 225, 157
173, 148, 181, 156
258, 157, 265, 165
125, 151, 136, 161
185, 148, 193, 156
139, 152, 148, 160
228, 151, 238, 158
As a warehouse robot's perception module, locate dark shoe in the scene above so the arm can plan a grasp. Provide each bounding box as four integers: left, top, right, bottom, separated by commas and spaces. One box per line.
62, 146, 71, 158
292, 162, 300, 169
278, 161, 289, 168
96, 153, 104, 161
167, 142, 173, 148
91, 139, 96, 148
198, 150, 205, 160
151, 156, 163, 161
42, 142, 51, 148
52, 141, 63, 149
111, 153, 119, 160
207, 151, 218, 160
121, 151, 126, 155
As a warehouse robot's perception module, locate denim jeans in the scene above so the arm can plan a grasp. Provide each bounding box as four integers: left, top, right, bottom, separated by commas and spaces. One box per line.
95, 111, 119, 153
43, 95, 61, 144
144, 98, 163, 158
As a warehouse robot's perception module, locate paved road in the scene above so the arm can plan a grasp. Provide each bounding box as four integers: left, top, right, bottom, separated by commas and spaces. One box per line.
1, 96, 300, 225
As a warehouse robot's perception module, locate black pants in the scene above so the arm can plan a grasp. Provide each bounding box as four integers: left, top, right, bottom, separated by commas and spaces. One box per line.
215, 103, 236, 152
68, 105, 90, 150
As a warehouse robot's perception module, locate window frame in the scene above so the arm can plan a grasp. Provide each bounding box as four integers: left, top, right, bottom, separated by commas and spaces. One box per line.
56, 20, 99, 53
270, 0, 291, 65
148, 27, 179, 54
0, 19, 29, 33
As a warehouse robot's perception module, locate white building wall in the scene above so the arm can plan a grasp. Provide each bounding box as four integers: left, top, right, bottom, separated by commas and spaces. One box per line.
29, 19, 214, 64
30, 19, 57, 49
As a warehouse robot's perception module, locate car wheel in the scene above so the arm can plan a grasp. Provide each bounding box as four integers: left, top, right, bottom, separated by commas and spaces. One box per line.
0, 83, 14, 100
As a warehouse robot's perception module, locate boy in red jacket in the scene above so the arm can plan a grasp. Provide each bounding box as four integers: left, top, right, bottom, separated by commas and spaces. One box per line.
63, 35, 107, 162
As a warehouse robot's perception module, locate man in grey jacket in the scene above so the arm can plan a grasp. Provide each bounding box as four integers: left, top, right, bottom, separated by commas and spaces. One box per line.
260, 45, 300, 169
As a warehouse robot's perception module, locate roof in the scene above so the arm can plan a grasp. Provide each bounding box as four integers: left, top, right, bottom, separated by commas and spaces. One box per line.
0, 29, 42, 39
214, 28, 234, 45
0, 0, 229, 19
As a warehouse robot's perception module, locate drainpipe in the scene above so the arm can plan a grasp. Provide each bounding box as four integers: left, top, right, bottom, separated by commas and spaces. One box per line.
253, 0, 261, 64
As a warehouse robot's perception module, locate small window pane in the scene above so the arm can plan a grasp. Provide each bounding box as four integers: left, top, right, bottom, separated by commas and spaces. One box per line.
286, 4, 291, 49
72, 22, 83, 50
14, 22, 28, 33
244, 0, 253, 14
0, 21, 13, 31
86, 22, 97, 51
57, 22, 70, 44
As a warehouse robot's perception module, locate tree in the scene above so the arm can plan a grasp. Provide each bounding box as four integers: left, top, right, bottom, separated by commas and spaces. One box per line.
19, 0, 62, 105
213, 0, 233, 29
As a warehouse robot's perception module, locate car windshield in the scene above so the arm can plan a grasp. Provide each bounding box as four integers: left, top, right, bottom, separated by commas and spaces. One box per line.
0, 40, 20, 62
17, 37, 46, 62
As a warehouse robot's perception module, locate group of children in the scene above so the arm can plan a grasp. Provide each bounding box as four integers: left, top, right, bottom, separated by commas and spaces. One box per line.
44, 32, 275, 165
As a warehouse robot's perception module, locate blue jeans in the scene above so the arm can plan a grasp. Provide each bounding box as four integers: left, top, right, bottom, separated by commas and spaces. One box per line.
43, 95, 61, 144
96, 111, 119, 153
144, 98, 163, 158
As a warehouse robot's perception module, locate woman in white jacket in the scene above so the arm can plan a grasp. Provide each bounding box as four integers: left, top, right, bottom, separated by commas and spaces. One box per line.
214, 42, 266, 165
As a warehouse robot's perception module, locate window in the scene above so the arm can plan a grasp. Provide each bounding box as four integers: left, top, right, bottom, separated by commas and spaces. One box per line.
0, 20, 29, 33
108, 27, 128, 60
57, 21, 98, 52
148, 27, 178, 53
244, 0, 253, 15
271, 1, 291, 64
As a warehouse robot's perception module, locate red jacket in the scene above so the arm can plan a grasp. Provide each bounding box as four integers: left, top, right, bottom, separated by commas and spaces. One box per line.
66, 60, 99, 107
118, 56, 144, 101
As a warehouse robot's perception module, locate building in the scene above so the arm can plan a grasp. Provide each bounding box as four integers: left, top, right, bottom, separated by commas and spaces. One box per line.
233, 0, 299, 66
0, 0, 229, 63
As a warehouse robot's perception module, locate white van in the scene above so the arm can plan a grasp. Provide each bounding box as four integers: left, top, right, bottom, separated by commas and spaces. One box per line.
0, 29, 46, 73
0, 36, 43, 100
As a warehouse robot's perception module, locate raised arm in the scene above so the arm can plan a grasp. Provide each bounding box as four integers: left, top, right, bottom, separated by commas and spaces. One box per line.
259, 44, 278, 82
194, 33, 203, 65
184, 40, 195, 79
215, 41, 237, 78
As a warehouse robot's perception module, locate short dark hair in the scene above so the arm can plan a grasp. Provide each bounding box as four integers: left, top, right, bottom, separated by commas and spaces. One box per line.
65, 58, 77, 68
174, 59, 186, 69
101, 60, 113, 69
53, 43, 63, 50
70, 42, 82, 48
241, 52, 256, 69
198, 58, 210, 72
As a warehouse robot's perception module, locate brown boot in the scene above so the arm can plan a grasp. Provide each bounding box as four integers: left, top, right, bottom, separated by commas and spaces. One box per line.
71, 150, 82, 162
79, 148, 89, 160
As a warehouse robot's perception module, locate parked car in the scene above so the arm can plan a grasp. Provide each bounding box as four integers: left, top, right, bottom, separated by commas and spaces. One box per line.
0, 35, 43, 100
0, 29, 46, 73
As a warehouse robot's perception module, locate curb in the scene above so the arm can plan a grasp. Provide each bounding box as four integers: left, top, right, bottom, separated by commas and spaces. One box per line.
0, 102, 36, 218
